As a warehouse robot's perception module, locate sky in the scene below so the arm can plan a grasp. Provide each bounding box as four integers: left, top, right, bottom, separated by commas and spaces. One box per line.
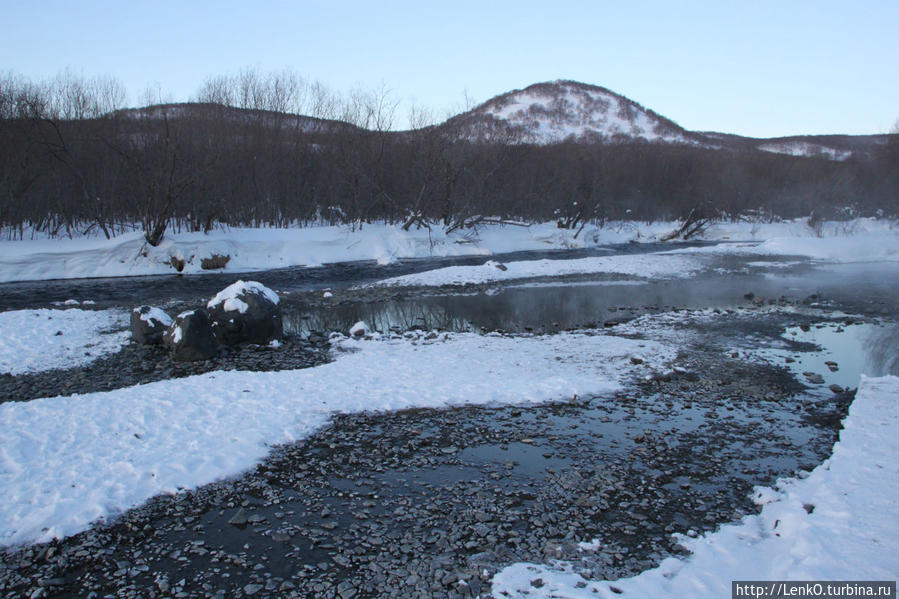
2, 0, 897, 138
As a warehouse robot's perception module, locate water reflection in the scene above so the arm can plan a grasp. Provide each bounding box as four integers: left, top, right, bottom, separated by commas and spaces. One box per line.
754, 322, 899, 391
284, 300, 473, 336
282, 275, 761, 337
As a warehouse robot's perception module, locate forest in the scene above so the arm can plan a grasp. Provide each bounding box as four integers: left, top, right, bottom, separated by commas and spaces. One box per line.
2, 69, 897, 245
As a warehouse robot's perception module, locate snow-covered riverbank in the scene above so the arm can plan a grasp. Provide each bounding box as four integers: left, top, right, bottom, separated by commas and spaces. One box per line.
0, 218, 895, 283
0, 329, 676, 547
491, 374, 899, 597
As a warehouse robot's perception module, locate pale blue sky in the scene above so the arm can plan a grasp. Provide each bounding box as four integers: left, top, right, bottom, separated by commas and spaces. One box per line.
2, 0, 897, 137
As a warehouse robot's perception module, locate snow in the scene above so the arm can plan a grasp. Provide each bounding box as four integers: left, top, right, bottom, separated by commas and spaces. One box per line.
0, 330, 676, 547
207, 280, 280, 313
757, 140, 853, 161
134, 306, 173, 328
0, 309, 129, 375
348, 321, 370, 336
370, 253, 703, 287
478, 82, 692, 145
490, 375, 899, 598
665, 231, 899, 263
1, 218, 893, 284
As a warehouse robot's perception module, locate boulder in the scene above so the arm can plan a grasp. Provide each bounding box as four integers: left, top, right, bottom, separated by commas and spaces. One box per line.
163, 309, 218, 361
207, 280, 282, 345
349, 321, 370, 337
130, 306, 174, 345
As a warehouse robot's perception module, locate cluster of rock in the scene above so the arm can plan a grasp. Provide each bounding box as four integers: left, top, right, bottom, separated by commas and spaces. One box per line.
130, 281, 282, 361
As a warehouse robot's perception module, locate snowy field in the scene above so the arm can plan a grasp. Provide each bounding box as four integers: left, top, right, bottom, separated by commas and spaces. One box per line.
0, 217, 895, 283
0, 308, 129, 375
0, 330, 675, 547
490, 375, 899, 597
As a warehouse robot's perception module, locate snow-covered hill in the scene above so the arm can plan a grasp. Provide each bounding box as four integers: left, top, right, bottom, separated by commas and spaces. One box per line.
443, 80, 703, 145
113, 84, 890, 159
438, 81, 890, 159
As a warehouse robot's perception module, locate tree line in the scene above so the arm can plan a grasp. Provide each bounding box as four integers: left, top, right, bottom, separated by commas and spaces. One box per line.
1, 68, 897, 244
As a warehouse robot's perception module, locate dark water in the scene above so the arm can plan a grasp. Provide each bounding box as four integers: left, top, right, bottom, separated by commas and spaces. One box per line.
0, 241, 705, 311
283, 261, 899, 337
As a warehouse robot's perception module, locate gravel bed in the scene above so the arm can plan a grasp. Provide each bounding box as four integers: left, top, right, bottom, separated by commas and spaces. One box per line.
0, 307, 856, 599
0, 333, 331, 404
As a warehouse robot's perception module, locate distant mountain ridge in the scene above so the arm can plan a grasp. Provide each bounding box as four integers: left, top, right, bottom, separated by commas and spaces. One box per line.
117, 81, 891, 161
440, 80, 889, 160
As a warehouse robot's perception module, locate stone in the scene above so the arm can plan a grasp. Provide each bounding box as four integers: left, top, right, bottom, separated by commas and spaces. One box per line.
227, 508, 247, 526
803, 372, 825, 384
349, 321, 370, 338
207, 281, 282, 346
130, 306, 173, 345
163, 309, 218, 362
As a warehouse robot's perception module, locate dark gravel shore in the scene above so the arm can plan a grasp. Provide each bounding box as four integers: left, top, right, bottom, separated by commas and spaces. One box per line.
0, 293, 864, 598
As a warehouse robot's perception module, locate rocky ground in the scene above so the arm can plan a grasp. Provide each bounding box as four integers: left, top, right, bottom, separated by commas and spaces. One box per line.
0, 333, 331, 404
0, 282, 882, 599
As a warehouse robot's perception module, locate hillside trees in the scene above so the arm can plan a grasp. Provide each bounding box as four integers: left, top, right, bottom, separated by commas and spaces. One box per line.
1, 69, 897, 242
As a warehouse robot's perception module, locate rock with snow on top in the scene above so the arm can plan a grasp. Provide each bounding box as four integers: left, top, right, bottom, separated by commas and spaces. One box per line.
207, 280, 282, 346
163, 309, 218, 361
130, 306, 174, 345
349, 321, 370, 337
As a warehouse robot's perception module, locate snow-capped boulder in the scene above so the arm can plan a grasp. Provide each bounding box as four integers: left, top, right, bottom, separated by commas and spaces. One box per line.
349, 321, 370, 337
163, 309, 218, 361
130, 305, 173, 345
207, 280, 282, 346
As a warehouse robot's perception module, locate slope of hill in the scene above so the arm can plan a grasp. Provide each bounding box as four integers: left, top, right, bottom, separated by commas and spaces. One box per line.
114, 103, 359, 134
442, 80, 706, 145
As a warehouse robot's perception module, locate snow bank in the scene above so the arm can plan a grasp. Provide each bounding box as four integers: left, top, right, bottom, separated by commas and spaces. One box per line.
0, 331, 675, 547
491, 375, 899, 598
0, 309, 129, 375
699, 216, 898, 242
665, 231, 899, 263
1, 218, 894, 283
369, 253, 703, 287
0, 224, 585, 283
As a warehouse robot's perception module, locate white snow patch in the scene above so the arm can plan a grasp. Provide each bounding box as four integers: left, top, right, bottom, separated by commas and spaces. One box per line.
665, 232, 899, 263
0, 309, 129, 375
491, 375, 899, 597
207, 280, 279, 313
134, 306, 173, 328
0, 331, 675, 547
349, 321, 370, 337
370, 253, 702, 287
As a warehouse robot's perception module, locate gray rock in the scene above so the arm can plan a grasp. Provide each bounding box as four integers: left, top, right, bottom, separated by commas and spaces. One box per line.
164, 309, 218, 362
130, 306, 173, 345
207, 281, 283, 346
227, 508, 248, 526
